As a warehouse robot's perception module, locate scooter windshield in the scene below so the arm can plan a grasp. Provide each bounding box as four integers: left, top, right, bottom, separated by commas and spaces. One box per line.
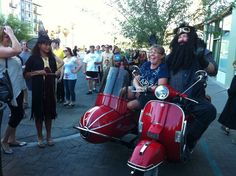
102, 67, 130, 97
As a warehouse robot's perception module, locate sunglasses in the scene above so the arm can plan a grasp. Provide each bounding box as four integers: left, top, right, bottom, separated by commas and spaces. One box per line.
177, 27, 190, 34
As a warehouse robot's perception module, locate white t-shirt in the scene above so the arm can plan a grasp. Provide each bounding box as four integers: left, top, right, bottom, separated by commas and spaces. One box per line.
83, 53, 99, 72
63, 56, 78, 80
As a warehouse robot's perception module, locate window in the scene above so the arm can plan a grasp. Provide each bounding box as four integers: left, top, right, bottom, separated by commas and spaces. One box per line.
219, 14, 232, 72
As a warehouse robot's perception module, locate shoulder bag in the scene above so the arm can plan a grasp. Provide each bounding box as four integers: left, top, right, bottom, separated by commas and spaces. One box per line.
0, 58, 13, 103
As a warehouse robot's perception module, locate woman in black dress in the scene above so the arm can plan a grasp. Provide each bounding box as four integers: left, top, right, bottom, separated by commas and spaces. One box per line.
218, 60, 236, 144
24, 32, 63, 147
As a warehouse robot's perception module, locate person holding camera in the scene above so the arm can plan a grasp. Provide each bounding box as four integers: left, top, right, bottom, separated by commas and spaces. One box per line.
0, 26, 27, 154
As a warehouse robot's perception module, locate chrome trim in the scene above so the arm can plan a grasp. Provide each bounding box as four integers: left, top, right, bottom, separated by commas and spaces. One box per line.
90, 113, 130, 131
75, 126, 121, 141
88, 108, 114, 128
154, 85, 169, 100
139, 142, 151, 155
127, 161, 163, 172
138, 110, 144, 133
175, 131, 181, 143
86, 105, 104, 126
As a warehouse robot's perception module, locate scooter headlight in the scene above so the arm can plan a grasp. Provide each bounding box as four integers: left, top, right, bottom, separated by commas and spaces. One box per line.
154, 85, 169, 100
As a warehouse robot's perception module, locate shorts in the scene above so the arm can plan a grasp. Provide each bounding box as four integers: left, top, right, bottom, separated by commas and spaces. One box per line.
137, 92, 157, 109
86, 71, 98, 78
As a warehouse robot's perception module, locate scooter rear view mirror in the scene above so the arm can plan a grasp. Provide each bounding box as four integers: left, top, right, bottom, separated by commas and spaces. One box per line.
195, 70, 207, 81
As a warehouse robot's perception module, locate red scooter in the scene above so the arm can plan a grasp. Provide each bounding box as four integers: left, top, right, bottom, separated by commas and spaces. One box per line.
75, 66, 207, 176
74, 67, 139, 145
128, 70, 208, 176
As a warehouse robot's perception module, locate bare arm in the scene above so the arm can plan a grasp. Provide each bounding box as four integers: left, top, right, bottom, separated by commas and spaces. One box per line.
24, 70, 47, 79
84, 63, 87, 73
0, 26, 21, 58
55, 56, 64, 70
133, 75, 144, 91
73, 59, 82, 73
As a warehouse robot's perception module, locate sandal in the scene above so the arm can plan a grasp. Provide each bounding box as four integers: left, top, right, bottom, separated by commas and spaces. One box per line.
47, 139, 55, 146
1, 141, 13, 154
37, 139, 45, 148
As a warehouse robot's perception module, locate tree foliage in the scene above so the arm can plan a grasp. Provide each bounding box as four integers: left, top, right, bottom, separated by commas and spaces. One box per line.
107, 0, 191, 47
107, 0, 236, 47
201, 0, 236, 21
0, 14, 32, 41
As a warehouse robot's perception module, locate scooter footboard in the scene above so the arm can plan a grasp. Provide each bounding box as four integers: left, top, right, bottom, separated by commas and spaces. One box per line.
128, 140, 165, 172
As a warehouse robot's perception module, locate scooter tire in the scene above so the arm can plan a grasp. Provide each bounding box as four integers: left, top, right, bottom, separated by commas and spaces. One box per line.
130, 168, 158, 176
130, 170, 144, 176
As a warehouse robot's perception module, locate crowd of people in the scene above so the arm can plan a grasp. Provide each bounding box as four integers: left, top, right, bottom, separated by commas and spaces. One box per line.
1, 22, 236, 157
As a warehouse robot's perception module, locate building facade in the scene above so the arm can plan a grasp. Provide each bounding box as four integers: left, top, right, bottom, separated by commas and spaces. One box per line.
204, 1, 236, 88
0, 0, 42, 35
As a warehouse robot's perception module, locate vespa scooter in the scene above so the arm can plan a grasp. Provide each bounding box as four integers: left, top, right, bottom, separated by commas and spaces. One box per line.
128, 70, 208, 176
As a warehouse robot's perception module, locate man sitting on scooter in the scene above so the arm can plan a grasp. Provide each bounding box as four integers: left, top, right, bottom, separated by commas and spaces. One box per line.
166, 23, 218, 154
127, 44, 169, 110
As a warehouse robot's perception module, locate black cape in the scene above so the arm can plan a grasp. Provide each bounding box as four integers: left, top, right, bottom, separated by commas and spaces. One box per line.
218, 75, 236, 129
24, 55, 57, 120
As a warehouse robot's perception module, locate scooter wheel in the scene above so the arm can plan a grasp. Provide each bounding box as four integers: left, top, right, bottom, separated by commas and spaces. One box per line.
130, 168, 158, 176
130, 170, 144, 176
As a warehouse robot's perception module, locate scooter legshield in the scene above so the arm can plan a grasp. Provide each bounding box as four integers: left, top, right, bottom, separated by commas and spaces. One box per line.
128, 139, 165, 172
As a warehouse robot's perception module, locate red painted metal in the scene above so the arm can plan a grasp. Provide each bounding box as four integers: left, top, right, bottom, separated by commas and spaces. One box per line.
129, 100, 185, 170
79, 93, 138, 143
128, 139, 166, 171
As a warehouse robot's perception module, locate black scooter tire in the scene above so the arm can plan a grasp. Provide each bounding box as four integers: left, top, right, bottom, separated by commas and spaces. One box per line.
130, 168, 158, 176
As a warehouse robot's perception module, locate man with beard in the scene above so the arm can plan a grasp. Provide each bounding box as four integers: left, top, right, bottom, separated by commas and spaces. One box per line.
167, 23, 218, 156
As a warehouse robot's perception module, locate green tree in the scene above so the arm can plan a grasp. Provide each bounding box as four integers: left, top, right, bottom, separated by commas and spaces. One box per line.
201, 0, 236, 20
0, 14, 32, 41
107, 0, 191, 47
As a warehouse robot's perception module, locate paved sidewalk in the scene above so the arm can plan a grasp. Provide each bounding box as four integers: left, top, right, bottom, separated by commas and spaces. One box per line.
1, 73, 236, 176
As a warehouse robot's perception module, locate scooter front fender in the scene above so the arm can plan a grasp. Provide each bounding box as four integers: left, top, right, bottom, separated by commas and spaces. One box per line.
128, 139, 166, 172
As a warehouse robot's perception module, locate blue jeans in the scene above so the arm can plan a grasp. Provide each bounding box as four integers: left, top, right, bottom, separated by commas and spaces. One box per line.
64, 79, 76, 102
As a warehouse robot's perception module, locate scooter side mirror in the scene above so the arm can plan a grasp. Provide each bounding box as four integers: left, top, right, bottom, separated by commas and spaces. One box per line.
195, 70, 207, 81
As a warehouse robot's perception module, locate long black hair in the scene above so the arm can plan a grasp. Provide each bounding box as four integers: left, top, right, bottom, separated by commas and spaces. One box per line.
31, 41, 57, 73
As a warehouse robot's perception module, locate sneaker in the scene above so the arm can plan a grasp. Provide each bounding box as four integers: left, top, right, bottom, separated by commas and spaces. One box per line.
86, 91, 92, 95
69, 102, 75, 107
63, 101, 70, 106
93, 89, 98, 93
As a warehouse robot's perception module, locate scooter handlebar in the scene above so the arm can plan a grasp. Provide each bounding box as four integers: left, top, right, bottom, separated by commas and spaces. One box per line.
163, 85, 198, 104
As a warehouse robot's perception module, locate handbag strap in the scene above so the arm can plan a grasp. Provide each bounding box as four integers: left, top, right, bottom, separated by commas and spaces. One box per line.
5, 58, 8, 69
5, 58, 9, 74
